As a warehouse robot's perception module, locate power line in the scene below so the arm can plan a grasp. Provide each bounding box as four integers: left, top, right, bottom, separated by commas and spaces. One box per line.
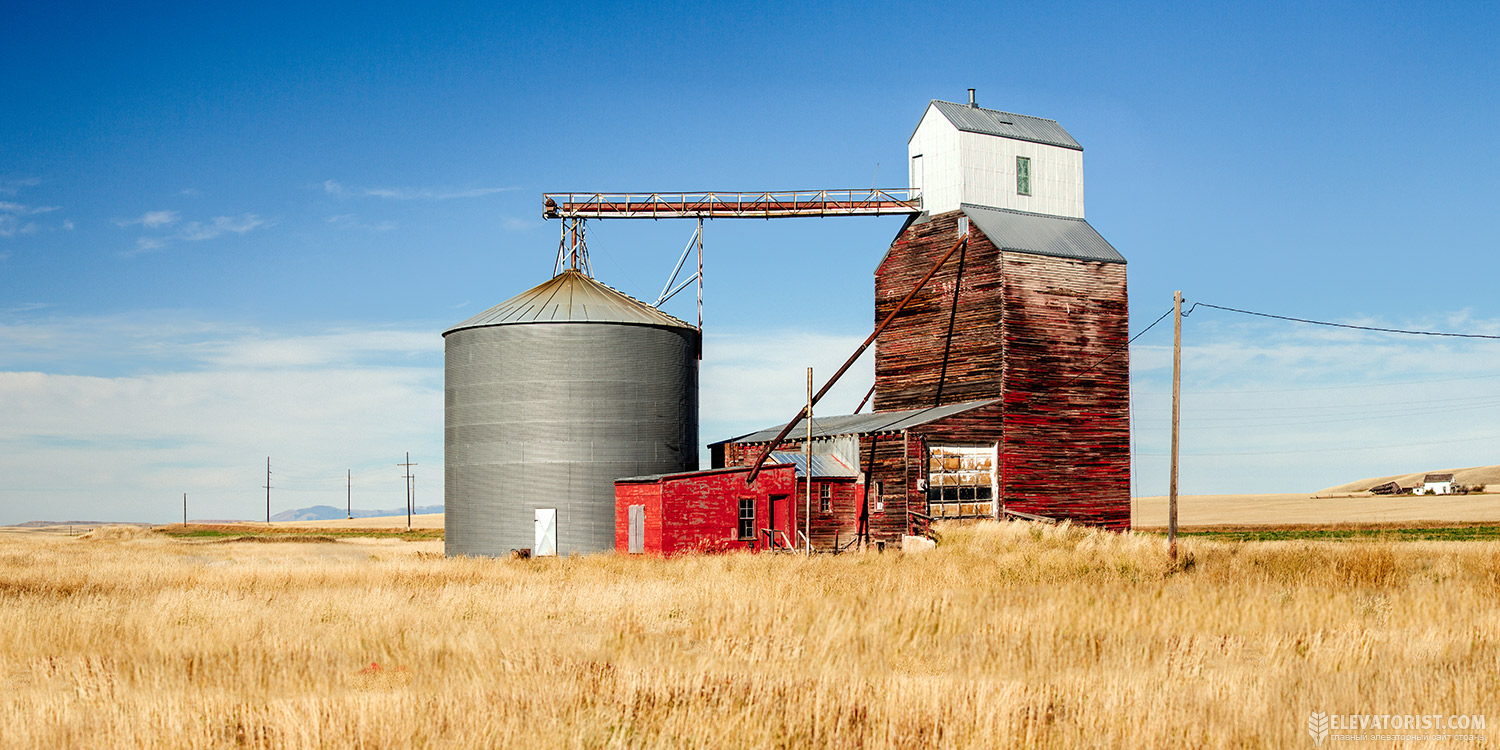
1136, 433, 1500, 457
1189, 302, 1500, 340
1134, 373, 1500, 396
1031, 306, 1174, 399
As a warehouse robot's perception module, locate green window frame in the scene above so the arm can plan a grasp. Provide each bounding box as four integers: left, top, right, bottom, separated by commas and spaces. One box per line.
1016, 156, 1031, 196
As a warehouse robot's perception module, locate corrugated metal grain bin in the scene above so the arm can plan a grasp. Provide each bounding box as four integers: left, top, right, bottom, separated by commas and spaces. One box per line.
443, 269, 699, 557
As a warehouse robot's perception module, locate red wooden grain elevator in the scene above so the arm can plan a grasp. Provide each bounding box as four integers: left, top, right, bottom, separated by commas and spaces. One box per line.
608, 93, 1130, 553
713, 96, 1131, 543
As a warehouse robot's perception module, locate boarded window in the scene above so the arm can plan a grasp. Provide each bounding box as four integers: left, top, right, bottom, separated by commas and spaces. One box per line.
627, 504, 644, 554
819, 483, 832, 513
1016, 156, 1031, 196
873, 481, 884, 513
738, 498, 755, 540
928, 445, 995, 519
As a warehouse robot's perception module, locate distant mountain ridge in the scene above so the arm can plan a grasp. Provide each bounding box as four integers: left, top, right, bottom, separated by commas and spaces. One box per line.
269, 505, 443, 522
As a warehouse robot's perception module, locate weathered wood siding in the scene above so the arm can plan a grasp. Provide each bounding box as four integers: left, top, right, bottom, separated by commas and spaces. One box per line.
874, 209, 1130, 529
874, 211, 1006, 412
717, 438, 907, 546
613, 466, 797, 556
996, 251, 1130, 529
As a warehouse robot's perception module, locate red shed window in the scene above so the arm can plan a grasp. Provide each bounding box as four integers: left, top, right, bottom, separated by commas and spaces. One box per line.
819, 483, 831, 513
738, 498, 755, 540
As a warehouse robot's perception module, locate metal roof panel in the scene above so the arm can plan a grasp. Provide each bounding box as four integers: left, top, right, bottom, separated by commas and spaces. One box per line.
926, 100, 1083, 151
445, 270, 695, 334
769, 452, 860, 479
718, 399, 998, 445
962, 204, 1125, 264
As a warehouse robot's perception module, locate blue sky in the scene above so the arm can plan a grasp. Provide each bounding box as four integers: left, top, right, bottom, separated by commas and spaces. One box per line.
4, 1, 1499, 522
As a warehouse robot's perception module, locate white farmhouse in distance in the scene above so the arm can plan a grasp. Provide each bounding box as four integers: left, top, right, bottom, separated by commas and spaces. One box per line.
1420, 473, 1454, 495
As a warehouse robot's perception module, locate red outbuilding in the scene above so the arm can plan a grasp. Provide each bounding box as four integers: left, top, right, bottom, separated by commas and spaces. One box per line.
614, 464, 798, 556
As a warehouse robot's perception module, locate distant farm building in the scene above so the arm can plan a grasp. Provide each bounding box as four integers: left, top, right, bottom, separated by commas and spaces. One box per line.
1420, 473, 1455, 495
1369, 481, 1404, 496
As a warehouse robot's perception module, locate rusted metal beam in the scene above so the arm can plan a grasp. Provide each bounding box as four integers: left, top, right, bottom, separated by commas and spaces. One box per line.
543, 189, 922, 219
746, 233, 969, 483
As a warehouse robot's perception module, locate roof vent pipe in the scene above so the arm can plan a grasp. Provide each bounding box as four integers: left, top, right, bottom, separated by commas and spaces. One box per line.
968, 88, 976, 107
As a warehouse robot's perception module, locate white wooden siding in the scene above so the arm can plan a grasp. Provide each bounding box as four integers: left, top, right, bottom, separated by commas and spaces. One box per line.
957, 132, 1084, 218
908, 104, 963, 215
909, 103, 1085, 218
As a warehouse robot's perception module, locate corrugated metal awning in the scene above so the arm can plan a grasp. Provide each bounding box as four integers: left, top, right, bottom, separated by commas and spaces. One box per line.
715, 399, 997, 446
962, 204, 1125, 264
769, 452, 860, 479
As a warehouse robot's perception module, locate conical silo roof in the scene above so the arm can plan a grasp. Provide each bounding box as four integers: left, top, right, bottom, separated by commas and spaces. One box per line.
445, 269, 695, 335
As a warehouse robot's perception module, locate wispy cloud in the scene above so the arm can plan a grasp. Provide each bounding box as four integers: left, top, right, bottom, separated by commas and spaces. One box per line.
177, 213, 266, 241
115, 210, 180, 229
120, 212, 270, 256
0, 178, 41, 196
326, 213, 396, 232
2, 302, 52, 313
323, 179, 513, 201
124, 237, 168, 257
0, 201, 62, 238
0, 313, 443, 523
1128, 312, 1500, 496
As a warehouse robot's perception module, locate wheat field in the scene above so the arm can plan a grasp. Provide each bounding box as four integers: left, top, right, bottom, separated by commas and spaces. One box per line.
0, 523, 1496, 748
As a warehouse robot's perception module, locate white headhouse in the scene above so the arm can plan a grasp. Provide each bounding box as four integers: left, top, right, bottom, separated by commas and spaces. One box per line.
908, 90, 1085, 218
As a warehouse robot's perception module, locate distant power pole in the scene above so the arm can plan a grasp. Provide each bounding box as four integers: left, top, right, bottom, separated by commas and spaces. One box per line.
183, 492, 187, 527
397, 453, 418, 532
264, 457, 273, 524
347, 469, 352, 520
1169, 291, 1183, 561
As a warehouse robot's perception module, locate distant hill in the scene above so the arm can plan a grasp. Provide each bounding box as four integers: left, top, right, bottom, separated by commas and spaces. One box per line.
10, 520, 132, 528
1318, 465, 1500, 495
269, 504, 443, 522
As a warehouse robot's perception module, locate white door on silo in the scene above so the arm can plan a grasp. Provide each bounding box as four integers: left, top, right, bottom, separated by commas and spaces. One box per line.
534, 508, 557, 556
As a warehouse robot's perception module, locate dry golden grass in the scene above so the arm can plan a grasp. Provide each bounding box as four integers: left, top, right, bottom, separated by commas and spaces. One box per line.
1, 523, 1497, 748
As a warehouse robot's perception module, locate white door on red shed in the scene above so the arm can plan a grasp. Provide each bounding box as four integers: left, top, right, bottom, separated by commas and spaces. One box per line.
628, 504, 645, 554
534, 508, 557, 556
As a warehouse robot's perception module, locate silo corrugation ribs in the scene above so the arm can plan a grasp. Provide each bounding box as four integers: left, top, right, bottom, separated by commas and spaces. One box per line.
443, 273, 699, 557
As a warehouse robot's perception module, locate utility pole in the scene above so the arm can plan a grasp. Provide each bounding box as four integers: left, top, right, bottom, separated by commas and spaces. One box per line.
1169, 291, 1183, 560
347, 470, 352, 520
397, 453, 417, 532
805, 367, 812, 556
183, 493, 187, 527
264, 457, 272, 524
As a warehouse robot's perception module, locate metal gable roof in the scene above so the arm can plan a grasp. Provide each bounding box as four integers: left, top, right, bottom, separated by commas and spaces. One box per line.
444, 269, 695, 334
962, 204, 1126, 264
923, 100, 1083, 151
715, 399, 998, 446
